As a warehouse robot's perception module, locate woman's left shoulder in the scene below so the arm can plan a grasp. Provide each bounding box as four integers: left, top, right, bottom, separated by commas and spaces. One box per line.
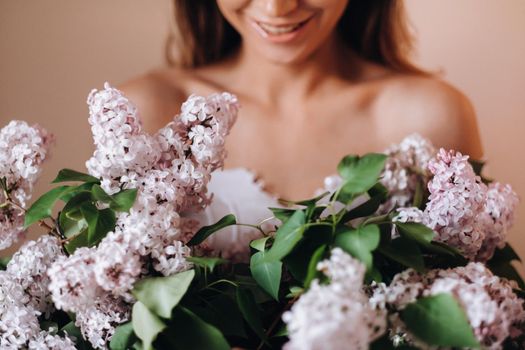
376, 74, 484, 159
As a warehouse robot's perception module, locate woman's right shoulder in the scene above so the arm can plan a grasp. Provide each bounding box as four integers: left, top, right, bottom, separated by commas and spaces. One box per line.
118, 67, 190, 133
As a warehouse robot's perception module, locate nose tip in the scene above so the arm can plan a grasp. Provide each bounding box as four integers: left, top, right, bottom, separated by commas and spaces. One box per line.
258, 0, 299, 17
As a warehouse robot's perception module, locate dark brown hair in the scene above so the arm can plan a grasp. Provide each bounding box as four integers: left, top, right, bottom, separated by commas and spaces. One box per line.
166, 0, 424, 73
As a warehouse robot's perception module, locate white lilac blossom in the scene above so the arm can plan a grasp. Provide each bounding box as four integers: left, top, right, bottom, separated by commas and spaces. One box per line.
395, 149, 519, 261
28, 331, 77, 350
370, 263, 525, 349
0, 271, 40, 349
283, 248, 386, 350
6, 235, 64, 315
47, 84, 238, 349
0, 120, 52, 249
476, 182, 519, 261
74, 294, 130, 350
379, 134, 436, 212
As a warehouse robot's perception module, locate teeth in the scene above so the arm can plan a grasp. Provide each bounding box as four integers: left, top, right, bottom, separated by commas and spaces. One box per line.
258, 22, 301, 35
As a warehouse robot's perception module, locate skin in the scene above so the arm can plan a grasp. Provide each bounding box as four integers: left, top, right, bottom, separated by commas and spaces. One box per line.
120, 0, 484, 199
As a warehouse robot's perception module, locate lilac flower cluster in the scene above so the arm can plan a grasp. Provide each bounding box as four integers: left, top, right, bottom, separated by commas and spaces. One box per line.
1, 236, 75, 349
370, 263, 525, 349
283, 248, 386, 350
395, 149, 519, 261
380, 134, 436, 212
0, 121, 53, 250
47, 83, 238, 349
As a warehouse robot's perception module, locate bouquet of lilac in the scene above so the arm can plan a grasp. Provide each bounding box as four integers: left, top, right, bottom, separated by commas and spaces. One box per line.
1, 85, 524, 350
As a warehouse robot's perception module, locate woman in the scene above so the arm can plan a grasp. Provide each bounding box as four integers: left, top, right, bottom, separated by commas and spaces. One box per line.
120, 0, 483, 200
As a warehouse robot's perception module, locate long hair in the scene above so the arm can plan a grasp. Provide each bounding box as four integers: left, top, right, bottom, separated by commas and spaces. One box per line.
166, 0, 424, 73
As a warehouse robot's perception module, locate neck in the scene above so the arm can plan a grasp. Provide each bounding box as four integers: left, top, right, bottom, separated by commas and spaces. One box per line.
230, 33, 356, 108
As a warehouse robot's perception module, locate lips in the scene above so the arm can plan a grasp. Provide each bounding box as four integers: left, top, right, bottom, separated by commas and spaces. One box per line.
251, 16, 312, 38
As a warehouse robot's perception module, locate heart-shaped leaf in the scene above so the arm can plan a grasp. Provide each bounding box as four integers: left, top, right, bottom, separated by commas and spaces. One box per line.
263, 210, 305, 262
132, 301, 166, 350
132, 269, 195, 319
401, 293, 480, 348
250, 251, 282, 300
336, 153, 387, 196
334, 225, 380, 270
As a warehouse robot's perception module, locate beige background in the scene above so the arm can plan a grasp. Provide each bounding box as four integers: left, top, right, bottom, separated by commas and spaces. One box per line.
1, 1, 524, 266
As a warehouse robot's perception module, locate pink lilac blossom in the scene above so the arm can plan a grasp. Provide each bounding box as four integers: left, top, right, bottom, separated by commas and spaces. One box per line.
476, 182, 519, 261
395, 149, 519, 261
6, 235, 64, 315
0, 120, 53, 249
28, 331, 76, 350
48, 83, 238, 348
283, 248, 386, 350
0, 271, 40, 349
370, 263, 525, 349
379, 134, 436, 213
73, 294, 129, 350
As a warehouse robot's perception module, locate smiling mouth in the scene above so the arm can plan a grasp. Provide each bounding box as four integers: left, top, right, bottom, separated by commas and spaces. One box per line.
254, 17, 311, 36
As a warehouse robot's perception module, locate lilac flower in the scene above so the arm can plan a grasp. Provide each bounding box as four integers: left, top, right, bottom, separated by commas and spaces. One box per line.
0, 271, 40, 349
28, 331, 76, 350
283, 249, 386, 350
6, 235, 64, 315
371, 263, 525, 349
380, 134, 436, 212
0, 121, 52, 249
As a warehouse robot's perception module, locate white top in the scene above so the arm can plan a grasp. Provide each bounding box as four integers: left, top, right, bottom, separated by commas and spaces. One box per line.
195, 168, 280, 259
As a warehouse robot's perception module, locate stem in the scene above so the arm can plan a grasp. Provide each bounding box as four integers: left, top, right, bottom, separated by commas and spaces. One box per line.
235, 223, 266, 236
256, 295, 299, 350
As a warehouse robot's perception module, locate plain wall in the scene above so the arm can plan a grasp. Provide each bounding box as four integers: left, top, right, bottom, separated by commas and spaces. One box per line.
1, 1, 524, 265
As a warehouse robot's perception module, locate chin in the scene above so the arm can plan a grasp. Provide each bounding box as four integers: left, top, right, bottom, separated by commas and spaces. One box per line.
250, 44, 317, 66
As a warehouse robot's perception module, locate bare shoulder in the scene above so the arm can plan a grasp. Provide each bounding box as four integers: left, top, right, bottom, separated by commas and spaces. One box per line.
118, 68, 188, 133
375, 75, 484, 159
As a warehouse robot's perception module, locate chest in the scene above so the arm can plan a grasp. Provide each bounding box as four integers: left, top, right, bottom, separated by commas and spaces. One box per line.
223, 99, 392, 199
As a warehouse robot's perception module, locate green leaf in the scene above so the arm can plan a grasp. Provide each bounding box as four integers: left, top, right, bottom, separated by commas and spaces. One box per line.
64, 230, 89, 254
337, 153, 387, 195
250, 236, 271, 252
341, 194, 384, 223
236, 288, 266, 341
280, 191, 330, 207
60, 321, 96, 350
269, 207, 296, 223
59, 213, 88, 239
491, 244, 522, 263
0, 256, 11, 270
132, 270, 195, 319
92, 185, 137, 213
52, 169, 100, 184
132, 301, 166, 350
379, 237, 425, 272
110, 322, 136, 350
163, 307, 230, 350
304, 244, 326, 288
334, 225, 380, 270
24, 186, 71, 227
111, 188, 138, 212
263, 210, 306, 262
186, 256, 226, 273
250, 251, 282, 300
187, 214, 237, 246
396, 222, 435, 246
91, 184, 113, 203
80, 204, 116, 246
401, 293, 480, 348
190, 294, 247, 339
60, 183, 96, 202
